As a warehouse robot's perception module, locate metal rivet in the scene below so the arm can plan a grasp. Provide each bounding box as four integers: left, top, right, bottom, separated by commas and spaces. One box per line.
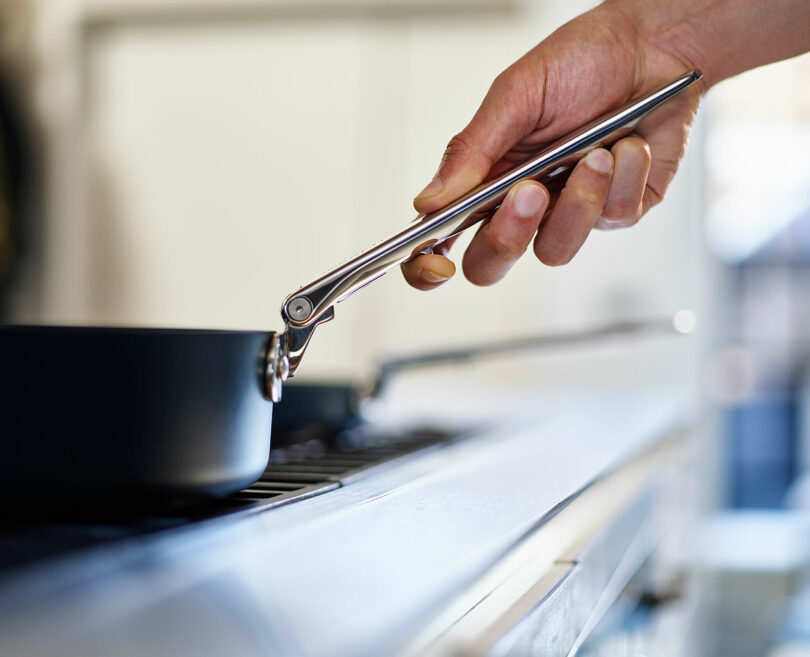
263, 333, 286, 402
275, 354, 290, 382
287, 296, 313, 322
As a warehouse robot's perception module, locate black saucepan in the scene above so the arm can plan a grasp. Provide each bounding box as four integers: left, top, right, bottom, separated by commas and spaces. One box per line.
0, 326, 273, 501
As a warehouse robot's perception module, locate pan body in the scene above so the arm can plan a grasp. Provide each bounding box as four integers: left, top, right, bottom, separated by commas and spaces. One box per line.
0, 326, 272, 502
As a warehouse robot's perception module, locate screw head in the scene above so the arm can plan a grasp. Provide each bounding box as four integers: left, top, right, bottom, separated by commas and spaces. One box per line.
287, 296, 313, 322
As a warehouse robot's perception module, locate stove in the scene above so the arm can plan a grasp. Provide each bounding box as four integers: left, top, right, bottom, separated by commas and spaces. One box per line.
0, 426, 456, 577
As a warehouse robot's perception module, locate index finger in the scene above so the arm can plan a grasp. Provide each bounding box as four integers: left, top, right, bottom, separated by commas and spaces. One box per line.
413, 69, 542, 215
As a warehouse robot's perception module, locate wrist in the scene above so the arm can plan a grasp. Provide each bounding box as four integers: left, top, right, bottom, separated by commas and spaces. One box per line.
603, 0, 810, 89
601, 0, 721, 88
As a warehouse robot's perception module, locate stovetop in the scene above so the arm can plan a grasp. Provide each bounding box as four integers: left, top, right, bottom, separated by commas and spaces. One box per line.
0, 427, 455, 577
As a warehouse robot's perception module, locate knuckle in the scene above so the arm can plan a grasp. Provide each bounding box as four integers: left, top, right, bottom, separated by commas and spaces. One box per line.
644, 184, 664, 211
616, 135, 651, 156
491, 68, 518, 94
444, 133, 472, 160
571, 186, 603, 206
562, 185, 603, 215
647, 186, 664, 205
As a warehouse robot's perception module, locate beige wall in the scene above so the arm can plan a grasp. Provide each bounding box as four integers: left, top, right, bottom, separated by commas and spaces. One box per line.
18, 0, 703, 383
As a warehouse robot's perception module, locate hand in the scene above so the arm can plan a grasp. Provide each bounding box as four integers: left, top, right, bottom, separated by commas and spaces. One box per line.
401, 3, 703, 290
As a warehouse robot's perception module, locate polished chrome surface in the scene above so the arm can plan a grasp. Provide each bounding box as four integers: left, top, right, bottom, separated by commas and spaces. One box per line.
283, 307, 335, 383
262, 309, 335, 401
261, 331, 288, 402
277, 71, 700, 379
287, 296, 313, 323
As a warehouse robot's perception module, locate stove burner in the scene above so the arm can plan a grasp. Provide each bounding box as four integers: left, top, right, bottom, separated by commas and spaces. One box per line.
0, 428, 454, 577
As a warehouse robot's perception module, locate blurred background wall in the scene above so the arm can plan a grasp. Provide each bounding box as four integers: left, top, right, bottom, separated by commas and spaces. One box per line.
0, 0, 702, 386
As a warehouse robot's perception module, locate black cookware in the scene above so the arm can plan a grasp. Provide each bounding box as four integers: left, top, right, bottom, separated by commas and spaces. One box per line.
0, 326, 272, 500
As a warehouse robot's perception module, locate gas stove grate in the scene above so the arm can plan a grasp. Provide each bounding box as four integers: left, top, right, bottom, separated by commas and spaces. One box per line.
221, 428, 452, 513
0, 427, 456, 575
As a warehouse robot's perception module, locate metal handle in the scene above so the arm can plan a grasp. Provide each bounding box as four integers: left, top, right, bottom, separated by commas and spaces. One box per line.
368, 311, 695, 398
282, 70, 700, 330
265, 70, 702, 399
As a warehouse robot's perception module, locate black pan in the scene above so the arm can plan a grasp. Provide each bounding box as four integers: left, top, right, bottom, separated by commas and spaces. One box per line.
0, 74, 699, 502
0, 326, 274, 501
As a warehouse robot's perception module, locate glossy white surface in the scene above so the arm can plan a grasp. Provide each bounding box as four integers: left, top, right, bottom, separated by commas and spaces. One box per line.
0, 388, 691, 657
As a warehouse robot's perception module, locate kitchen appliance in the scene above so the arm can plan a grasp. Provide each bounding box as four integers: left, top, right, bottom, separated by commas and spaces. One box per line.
0, 71, 701, 502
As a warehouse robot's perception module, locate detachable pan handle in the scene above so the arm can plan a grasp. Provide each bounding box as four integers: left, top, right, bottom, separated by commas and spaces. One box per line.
266, 70, 702, 400
368, 311, 696, 398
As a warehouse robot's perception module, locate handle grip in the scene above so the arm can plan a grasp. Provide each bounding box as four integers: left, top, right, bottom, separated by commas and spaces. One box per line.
268, 70, 703, 389
282, 70, 701, 330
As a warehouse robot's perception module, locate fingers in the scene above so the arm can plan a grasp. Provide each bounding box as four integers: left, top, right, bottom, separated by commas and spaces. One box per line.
461, 181, 550, 286
633, 88, 699, 213
534, 149, 613, 266
595, 136, 651, 230
413, 69, 541, 215
401, 253, 456, 291
406, 148, 615, 289
403, 181, 550, 290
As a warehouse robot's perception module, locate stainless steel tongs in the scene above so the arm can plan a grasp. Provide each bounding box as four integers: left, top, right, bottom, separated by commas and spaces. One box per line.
262, 70, 702, 402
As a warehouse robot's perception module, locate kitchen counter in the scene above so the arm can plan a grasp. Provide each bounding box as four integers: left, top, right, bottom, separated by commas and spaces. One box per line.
0, 386, 696, 657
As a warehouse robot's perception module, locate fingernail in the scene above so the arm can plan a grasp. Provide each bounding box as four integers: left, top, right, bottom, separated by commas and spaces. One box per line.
513, 185, 548, 218
419, 269, 450, 284
415, 177, 444, 200
585, 149, 612, 173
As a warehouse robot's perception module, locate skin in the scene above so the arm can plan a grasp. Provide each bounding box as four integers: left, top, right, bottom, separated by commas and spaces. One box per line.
401, 0, 810, 290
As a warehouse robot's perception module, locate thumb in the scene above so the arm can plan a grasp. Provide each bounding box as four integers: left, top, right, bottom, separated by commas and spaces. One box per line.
414, 71, 540, 214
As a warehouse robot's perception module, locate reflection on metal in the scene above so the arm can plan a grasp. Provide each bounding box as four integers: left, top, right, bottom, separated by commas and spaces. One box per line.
276, 72, 702, 379
261, 331, 287, 402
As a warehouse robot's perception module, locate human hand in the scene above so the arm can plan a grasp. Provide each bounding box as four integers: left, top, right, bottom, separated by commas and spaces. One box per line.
401, 3, 703, 290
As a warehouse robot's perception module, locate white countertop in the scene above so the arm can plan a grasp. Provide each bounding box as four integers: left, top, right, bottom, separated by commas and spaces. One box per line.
0, 385, 694, 657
